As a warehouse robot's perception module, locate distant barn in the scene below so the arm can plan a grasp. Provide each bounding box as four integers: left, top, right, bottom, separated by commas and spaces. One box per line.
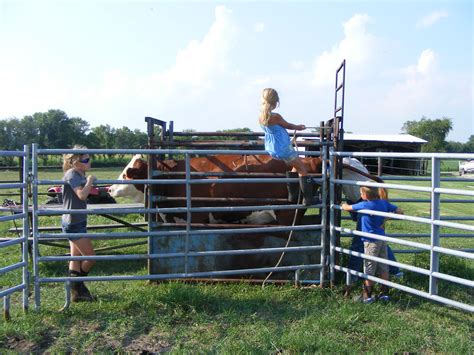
342, 133, 427, 176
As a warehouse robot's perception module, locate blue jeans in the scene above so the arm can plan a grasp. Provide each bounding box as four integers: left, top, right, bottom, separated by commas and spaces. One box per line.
61, 220, 87, 240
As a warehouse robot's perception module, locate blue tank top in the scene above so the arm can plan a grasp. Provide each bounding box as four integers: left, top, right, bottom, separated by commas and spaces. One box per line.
260, 124, 297, 160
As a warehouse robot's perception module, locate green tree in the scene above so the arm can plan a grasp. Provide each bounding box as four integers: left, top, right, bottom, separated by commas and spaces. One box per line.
89, 124, 116, 158
402, 117, 453, 152
464, 135, 474, 153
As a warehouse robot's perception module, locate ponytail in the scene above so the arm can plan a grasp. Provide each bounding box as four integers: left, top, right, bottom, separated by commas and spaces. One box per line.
260, 88, 279, 126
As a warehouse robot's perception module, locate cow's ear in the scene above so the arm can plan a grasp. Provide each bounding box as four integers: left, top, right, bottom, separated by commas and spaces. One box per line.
133, 159, 145, 169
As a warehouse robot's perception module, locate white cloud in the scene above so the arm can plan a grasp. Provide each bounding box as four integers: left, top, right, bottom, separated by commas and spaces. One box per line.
401, 49, 438, 77
254, 22, 264, 32
312, 14, 377, 87
78, 5, 239, 128
416, 10, 448, 28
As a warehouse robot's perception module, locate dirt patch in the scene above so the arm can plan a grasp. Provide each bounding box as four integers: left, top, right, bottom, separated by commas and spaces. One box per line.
4, 332, 55, 353
122, 334, 172, 353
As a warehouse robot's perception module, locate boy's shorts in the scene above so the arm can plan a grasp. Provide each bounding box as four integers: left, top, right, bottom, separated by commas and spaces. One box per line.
363, 241, 389, 276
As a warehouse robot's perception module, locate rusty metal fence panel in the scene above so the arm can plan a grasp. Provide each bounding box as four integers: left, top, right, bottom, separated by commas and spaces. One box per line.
31, 146, 327, 311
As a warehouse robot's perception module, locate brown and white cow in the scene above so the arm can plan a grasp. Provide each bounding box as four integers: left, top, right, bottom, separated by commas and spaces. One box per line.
109, 154, 323, 225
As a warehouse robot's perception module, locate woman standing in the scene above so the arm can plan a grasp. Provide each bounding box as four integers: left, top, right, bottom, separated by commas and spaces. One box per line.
62, 145, 96, 302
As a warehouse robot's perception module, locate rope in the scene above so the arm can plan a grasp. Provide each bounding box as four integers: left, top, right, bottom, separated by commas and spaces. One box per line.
261, 190, 302, 288
2, 199, 22, 239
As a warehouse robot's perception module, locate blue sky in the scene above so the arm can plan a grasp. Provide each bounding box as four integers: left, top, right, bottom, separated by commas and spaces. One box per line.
0, 0, 472, 142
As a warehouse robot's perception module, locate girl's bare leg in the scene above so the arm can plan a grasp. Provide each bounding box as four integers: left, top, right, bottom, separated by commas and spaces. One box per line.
69, 238, 96, 273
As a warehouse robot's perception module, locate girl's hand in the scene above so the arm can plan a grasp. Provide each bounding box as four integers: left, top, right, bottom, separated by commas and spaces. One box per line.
86, 175, 97, 185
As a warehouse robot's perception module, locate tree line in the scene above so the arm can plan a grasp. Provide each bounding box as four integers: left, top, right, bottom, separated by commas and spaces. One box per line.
402, 116, 473, 153
1, 110, 472, 164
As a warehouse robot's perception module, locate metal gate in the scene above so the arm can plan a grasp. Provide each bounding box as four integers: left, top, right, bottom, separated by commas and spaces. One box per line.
0, 147, 30, 319
329, 149, 474, 312
30, 145, 328, 311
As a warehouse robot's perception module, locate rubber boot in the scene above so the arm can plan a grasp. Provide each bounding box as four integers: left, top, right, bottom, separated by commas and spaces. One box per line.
286, 171, 299, 203
68, 270, 88, 302
299, 176, 314, 206
68, 270, 94, 302
78, 269, 95, 301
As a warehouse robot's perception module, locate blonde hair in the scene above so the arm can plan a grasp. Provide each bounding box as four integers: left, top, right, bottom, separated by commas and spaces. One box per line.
260, 88, 279, 125
62, 145, 88, 172
359, 186, 380, 200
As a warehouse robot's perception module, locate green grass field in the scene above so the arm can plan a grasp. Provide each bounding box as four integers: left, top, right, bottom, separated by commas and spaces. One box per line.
1, 166, 473, 353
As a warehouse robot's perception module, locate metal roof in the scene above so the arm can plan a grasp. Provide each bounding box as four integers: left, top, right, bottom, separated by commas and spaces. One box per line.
344, 133, 427, 144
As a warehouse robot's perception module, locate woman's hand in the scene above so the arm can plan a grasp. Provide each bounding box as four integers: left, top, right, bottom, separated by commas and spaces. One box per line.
297, 124, 306, 130
86, 175, 97, 186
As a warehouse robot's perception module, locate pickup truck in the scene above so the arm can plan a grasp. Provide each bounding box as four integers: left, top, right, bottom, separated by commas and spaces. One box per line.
459, 160, 474, 175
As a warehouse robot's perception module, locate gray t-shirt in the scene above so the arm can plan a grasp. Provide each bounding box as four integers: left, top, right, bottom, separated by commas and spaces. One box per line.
62, 169, 87, 225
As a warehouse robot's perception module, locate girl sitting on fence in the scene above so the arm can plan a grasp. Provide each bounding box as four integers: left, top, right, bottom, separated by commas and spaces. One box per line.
259, 88, 314, 205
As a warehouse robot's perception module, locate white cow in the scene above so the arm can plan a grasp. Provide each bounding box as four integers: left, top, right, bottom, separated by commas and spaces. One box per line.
342, 157, 370, 203
108, 154, 146, 203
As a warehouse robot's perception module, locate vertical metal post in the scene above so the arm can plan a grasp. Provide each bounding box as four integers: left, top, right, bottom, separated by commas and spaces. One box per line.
3, 296, 10, 321
31, 144, 40, 311
429, 157, 441, 295
329, 147, 336, 286
184, 153, 191, 275
146, 119, 156, 274
168, 121, 174, 160
22, 145, 30, 312
377, 156, 382, 177
319, 141, 328, 285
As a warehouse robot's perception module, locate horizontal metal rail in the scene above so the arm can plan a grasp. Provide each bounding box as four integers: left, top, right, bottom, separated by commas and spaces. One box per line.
0, 213, 28, 223
37, 176, 325, 186
332, 151, 474, 160
0, 237, 26, 248
38, 245, 323, 262
152, 196, 291, 203
0, 284, 26, 298
169, 131, 322, 138
0, 261, 27, 275
38, 148, 322, 156
336, 226, 473, 259
334, 265, 473, 312
335, 205, 474, 232
36, 203, 323, 216
335, 247, 473, 287
0, 183, 26, 189
335, 246, 430, 275
39, 263, 323, 283
0, 151, 27, 157
381, 176, 474, 183
39, 224, 323, 240
340, 232, 474, 239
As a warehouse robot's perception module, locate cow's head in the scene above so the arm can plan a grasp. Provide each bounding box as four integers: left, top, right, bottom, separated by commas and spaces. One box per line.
108, 154, 148, 202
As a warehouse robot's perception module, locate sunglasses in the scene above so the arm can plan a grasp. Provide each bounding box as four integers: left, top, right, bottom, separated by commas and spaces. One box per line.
80, 158, 90, 164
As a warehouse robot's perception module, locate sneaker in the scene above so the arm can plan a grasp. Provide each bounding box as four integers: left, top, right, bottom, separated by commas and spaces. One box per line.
377, 295, 391, 302
394, 271, 404, 278
363, 297, 375, 304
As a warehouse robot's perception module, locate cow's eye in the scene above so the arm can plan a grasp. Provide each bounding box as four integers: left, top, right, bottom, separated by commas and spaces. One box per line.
122, 174, 126, 179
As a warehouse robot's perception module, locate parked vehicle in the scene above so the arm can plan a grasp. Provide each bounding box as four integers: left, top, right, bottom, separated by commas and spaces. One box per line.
459, 160, 474, 175
46, 185, 116, 204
